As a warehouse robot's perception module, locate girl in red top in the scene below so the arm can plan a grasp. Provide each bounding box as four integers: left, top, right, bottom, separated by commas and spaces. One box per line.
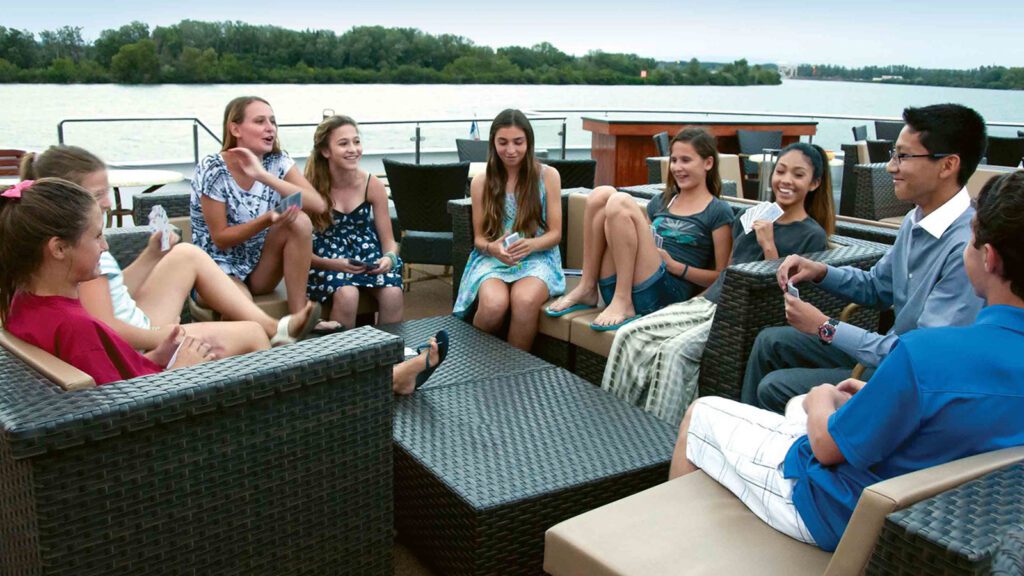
0, 178, 213, 385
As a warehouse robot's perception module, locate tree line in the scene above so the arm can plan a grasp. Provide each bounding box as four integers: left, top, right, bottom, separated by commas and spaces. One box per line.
796, 64, 1024, 91
0, 21, 780, 86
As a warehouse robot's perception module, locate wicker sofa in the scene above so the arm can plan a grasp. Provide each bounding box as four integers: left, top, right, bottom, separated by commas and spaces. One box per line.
0, 227, 403, 575
448, 190, 888, 392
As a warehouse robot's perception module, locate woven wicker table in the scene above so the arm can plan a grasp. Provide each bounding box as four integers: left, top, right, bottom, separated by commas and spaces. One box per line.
382, 317, 676, 575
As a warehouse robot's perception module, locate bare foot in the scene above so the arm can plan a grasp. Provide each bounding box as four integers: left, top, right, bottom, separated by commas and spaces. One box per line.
591, 298, 636, 328
286, 301, 317, 339
147, 325, 184, 367
393, 338, 439, 396
167, 335, 217, 370
548, 284, 599, 313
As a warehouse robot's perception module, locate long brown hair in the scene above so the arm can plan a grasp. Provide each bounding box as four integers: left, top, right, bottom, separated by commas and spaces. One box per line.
305, 114, 359, 231
661, 127, 721, 207
221, 96, 281, 154
19, 145, 105, 182
774, 143, 835, 236
0, 178, 97, 322
480, 109, 544, 241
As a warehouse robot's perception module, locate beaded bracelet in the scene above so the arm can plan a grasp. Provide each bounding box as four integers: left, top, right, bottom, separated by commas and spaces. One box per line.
384, 251, 398, 269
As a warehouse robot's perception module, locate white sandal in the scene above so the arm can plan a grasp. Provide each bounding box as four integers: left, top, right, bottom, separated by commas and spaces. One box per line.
270, 302, 322, 346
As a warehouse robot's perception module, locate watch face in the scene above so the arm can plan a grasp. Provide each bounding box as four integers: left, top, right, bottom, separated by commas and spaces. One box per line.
818, 321, 837, 344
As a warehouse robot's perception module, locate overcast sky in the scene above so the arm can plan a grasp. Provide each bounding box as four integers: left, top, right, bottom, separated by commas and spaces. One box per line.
5, 0, 1022, 69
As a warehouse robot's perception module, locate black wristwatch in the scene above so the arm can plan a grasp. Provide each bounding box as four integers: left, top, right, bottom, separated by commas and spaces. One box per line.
817, 318, 839, 345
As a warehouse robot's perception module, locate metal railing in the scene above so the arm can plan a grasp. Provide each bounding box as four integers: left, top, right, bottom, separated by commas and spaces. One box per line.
57, 114, 569, 166
58, 117, 223, 165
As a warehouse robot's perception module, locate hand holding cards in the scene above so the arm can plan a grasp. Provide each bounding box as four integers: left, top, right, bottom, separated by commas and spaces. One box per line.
277, 192, 302, 213
651, 225, 664, 249
740, 202, 784, 234
786, 281, 800, 299
148, 205, 171, 251
503, 232, 521, 249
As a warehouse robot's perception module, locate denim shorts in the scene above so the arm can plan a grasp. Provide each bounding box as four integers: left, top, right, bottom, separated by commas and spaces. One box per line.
598, 262, 684, 315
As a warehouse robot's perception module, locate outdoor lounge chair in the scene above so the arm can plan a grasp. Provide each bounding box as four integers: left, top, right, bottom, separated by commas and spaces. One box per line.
455, 138, 489, 162
984, 135, 1024, 167
852, 125, 868, 141
0, 226, 403, 575
652, 131, 670, 157
544, 158, 597, 189
873, 120, 903, 142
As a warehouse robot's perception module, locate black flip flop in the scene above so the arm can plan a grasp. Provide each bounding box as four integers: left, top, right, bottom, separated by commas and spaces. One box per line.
415, 329, 449, 389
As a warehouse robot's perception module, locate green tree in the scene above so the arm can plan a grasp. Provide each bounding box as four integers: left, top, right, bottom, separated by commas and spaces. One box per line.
0, 27, 40, 68
110, 39, 160, 83
94, 22, 150, 67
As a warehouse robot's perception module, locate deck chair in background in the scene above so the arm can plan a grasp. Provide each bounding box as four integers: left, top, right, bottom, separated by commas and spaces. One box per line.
984, 136, 1024, 167
543, 159, 597, 189
455, 139, 489, 162
383, 159, 470, 291
652, 132, 670, 157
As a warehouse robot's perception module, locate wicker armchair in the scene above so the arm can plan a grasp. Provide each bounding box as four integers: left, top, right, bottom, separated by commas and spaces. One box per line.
850, 163, 913, 221
543, 158, 597, 189
645, 157, 665, 184
874, 120, 903, 141
866, 139, 894, 163
852, 125, 868, 141
985, 136, 1024, 168
455, 138, 489, 162
652, 131, 670, 157
0, 227, 403, 576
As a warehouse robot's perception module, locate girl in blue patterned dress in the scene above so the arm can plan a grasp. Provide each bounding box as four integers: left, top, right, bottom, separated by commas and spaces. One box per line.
305, 115, 403, 329
453, 109, 565, 351
191, 96, 328, 324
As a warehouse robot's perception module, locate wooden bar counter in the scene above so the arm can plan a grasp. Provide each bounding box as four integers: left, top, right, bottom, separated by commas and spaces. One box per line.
583, 117, 818, 187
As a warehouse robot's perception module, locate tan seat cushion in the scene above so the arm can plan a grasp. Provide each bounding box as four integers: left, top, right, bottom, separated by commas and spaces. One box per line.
0, 329, 96, 390
189, 280, 378, 322
538, 277, 598, 340
170, 216, 191, 244
878, 215, 906, 226
545, 471, 831, 576
569, 311, 617, 357
967, 165, 1017, 198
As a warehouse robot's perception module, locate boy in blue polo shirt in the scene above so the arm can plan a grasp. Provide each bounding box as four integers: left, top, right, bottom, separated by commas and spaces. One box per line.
668, 171, 1024, 551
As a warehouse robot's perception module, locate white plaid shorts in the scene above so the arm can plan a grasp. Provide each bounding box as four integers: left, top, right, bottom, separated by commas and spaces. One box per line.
686, 396, 816, 545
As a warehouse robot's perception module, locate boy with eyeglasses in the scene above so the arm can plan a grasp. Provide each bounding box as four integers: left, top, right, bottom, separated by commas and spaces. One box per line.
670, 171, 1024, 551
740, 103, 987, 413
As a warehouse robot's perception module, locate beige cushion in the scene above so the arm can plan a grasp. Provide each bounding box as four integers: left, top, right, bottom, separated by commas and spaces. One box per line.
569, 311, 617, 357
189, 280, 377, 322
545, 471, 831, 576
878, 215, 906, 226
0, 329, 96, 390
538, 277, 596, 340
967, 165, 1018, 198
856, 141, 870, 165
544, 446, 1024, 576
566, 193, 589, 269
170, 216, 191, 244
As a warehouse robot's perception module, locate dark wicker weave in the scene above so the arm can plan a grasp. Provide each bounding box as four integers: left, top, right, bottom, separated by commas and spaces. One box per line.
698, 244, 885, 400
385, 159, 469, 269
853, 163, 913, 221
532, 332, 573, 370
0, 327, 403, 575
646, 156, 664, 184
840, 143, 861, 217
543, 158, 596, 189
868, 462, 1024, 576
132, 189, 191, 225
574, 346, 610, 386
991, 528, 1024, 576
377, 315, 552, 389
104, 226, 156, 267
392, 366, 675, 575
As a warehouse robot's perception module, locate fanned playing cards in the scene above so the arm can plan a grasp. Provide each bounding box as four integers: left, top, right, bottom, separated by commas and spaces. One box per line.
148, 205, 171, 251
739, 202, 784, 234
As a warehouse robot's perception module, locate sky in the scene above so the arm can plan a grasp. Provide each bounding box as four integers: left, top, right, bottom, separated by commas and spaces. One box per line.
4, 0, 1023, 69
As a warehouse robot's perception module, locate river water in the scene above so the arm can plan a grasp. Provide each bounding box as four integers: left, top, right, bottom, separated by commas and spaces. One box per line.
3, 79, 1023, 166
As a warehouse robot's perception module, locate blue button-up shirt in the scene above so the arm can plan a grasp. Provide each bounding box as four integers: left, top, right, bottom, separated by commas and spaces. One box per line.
817, 188, 983, 367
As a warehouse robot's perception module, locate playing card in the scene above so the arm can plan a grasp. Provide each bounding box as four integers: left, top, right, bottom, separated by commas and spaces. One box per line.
277, 193, 302, 213
503, 232, 521, 249
148, 205, 171, 252
786, 281, 800, 299
741, 202, 784, 234
651, 225, 664, 249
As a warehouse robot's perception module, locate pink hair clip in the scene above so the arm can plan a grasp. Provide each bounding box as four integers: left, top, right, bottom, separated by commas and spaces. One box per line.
1, 179, 33, 199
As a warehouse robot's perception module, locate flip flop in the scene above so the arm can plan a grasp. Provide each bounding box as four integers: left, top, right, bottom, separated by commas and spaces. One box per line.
590, 314, 642, 332
544, 302, 597, 317
270, 302, 322, 345
415, 329, 449, 389
310, 321, 346, 336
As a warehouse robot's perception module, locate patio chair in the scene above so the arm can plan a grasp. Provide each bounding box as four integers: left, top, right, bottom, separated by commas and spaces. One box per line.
0, 225, 403, 576
874, 120, 903, 141
984, 135, 1024, 167
455, 138, 489, 162
0, 148, 26, 176
851, 125, 868, 141
543, 158, 596, 189
865, 139, 894, 163
737, 129, 782, 199
652, 131, 670, 156
383, 159, 469, 290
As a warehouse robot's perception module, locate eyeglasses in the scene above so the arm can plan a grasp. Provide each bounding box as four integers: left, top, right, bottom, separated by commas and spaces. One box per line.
888, 150, 954, 167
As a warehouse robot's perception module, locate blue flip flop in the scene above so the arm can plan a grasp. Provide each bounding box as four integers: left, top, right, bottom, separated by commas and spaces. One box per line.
544, 302, 597, 318
415, 329, 449, 389
590, 314, 642, 332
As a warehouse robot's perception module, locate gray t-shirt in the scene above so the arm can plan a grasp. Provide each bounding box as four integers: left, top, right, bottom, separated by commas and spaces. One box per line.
704, 208, 828, 303
646, 193, 734, 299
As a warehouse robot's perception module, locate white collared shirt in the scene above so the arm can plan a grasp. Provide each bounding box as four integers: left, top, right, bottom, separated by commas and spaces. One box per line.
909, 187, 971, 239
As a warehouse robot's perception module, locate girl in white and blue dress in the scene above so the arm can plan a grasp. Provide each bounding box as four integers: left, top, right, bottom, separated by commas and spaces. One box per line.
191, 96, 329, 324
453, 109, 565, 351
305, 115, 404, 329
